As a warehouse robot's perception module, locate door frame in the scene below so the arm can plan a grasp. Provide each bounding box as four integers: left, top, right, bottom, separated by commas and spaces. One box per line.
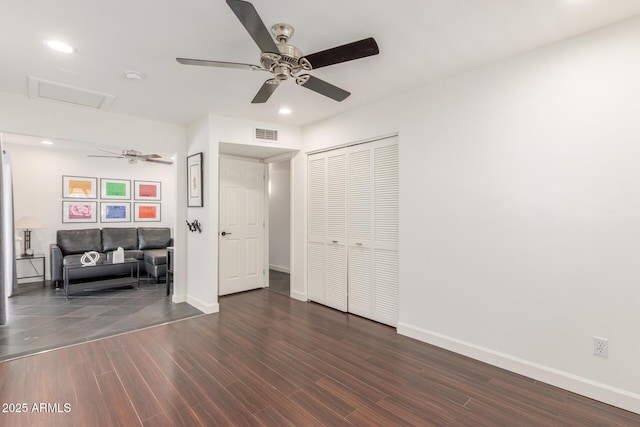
263, 152, 294, 296
218, 155, 266, 295
218, 151, 295, 296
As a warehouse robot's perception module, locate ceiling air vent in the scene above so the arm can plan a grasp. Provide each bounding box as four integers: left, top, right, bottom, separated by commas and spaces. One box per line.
28, 77, 116, 111
254, 127, 278, 142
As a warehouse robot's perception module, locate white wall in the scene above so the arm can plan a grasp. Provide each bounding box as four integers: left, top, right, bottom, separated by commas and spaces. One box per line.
0, 92, 184, 153
212, 116, 302, 152
184, 114, 302, 312
0, 93, 188, 299
269, 160, 291, 272
185, 115, 218, 313
299, 16, 640, 413
7, 142, 177, 281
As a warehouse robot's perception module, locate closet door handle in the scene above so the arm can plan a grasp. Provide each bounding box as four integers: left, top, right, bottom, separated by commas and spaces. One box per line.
221, 231, 232, 236
332, 240, 338, 244
355, 242, 363, 246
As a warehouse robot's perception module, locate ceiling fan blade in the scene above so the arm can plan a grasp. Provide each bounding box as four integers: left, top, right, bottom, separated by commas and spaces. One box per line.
139, 154, 161, 159
295, 74, 350, 102
303, 37, 379, 69
251, 79, 279, 103
226, 0, 279, 54
88, 155, 123, 159
144, 158, 173, 165
97, 148, 123, 156
176, 58, 262, 71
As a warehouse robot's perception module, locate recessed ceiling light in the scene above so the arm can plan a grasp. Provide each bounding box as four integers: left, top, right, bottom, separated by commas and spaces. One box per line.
41, 140, 53, 145
278, 107, 292, 115
124, 70, 145, 81
44, 40, 74, 53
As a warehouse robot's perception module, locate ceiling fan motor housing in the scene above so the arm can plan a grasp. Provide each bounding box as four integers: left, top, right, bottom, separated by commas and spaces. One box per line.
260, 40, 306, 81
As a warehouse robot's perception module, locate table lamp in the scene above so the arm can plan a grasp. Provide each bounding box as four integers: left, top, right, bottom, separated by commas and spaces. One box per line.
15, 216, 46, 257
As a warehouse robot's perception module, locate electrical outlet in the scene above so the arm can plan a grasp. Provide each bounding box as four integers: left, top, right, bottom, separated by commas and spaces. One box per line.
593, 337, 609, 358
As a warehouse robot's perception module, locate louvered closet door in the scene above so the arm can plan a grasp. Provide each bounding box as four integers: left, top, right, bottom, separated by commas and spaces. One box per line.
307, 148, 348, 311
348, 137, 399, 326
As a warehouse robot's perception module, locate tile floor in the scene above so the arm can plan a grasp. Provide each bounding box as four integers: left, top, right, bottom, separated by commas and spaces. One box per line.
0, 280, 203, 362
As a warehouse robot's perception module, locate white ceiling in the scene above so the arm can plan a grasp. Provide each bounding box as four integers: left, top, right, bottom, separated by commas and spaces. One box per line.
2, 0, 640, 128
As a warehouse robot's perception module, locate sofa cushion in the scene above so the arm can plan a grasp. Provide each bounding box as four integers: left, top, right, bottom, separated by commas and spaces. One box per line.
57, 229, 102, 256
102, 227, 138, 251
138, 227, 171, 250
144, 249, 167, 265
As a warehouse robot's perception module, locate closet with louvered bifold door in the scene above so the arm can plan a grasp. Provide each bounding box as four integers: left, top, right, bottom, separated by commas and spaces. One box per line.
307, 136, 399, 326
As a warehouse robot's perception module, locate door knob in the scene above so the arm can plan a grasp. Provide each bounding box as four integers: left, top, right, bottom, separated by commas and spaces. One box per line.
221, 231, 232, 236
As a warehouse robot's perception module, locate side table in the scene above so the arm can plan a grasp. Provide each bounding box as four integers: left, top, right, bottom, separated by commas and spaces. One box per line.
166, 246, 174, 296
16, 254, 46, 287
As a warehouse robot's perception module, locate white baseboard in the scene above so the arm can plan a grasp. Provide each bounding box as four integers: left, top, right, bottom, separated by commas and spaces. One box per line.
186, 294, 220, 314
397, 322, 640, 415
269, 264, 290, 274
291, 290, 306, 302
171, 293, 187, 303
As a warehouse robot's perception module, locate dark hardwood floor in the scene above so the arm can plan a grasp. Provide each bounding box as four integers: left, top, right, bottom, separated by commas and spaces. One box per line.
0, 289, 638, 426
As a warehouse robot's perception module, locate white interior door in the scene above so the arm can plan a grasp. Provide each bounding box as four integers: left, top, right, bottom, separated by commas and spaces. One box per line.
307, 148, 348, 311
219, 157, 266, 296
348, 138, 399, 326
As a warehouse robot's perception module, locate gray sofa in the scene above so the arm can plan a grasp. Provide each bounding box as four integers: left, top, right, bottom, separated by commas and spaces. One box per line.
50, 227, 172, 286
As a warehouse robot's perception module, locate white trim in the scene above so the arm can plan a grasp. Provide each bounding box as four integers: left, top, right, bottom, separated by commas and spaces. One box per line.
306, 132, 398, 156
264, 162, 269, 288
186, 294, 220, 314
269, 264, 290, 274
171, 293, 187, 303
218, 154, 261, 162
397, 322, 640, 415
264, 151, 295, 164
291, 290, 306, 302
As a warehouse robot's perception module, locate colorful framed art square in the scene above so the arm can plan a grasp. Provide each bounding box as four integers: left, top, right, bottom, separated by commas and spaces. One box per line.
100, 202, 131, 223
134, 180, 161, 201
62, 176, 97, 199
100, 178, 131, 200
134, 202, 161, 222
62, 201, 97, 223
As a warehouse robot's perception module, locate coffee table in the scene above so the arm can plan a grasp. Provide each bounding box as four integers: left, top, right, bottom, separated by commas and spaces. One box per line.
63, 258, 140, 300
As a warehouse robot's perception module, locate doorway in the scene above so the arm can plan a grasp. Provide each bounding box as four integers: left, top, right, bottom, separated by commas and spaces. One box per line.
268, 159, 291, 296
218, 157, 266, 296
217, 143, 297, 298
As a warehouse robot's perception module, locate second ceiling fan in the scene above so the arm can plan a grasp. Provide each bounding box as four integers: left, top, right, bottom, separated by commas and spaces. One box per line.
176, 0, 379, 103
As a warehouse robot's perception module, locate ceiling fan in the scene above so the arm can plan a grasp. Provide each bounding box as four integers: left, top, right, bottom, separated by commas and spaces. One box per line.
88, 149, 173, 165
176, 0, 379, 103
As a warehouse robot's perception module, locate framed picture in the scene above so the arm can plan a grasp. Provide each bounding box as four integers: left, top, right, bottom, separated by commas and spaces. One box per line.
134, 202, 161, 222
62, 176, 97, 199
100, 178, 131, 200
187, 152, 203, 207
100, 202, 131, 223
134, 180, 161, 200
62, 201, 97, 223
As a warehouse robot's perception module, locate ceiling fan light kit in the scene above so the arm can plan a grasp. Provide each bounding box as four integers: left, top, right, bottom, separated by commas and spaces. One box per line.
176, 0, 379, 104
